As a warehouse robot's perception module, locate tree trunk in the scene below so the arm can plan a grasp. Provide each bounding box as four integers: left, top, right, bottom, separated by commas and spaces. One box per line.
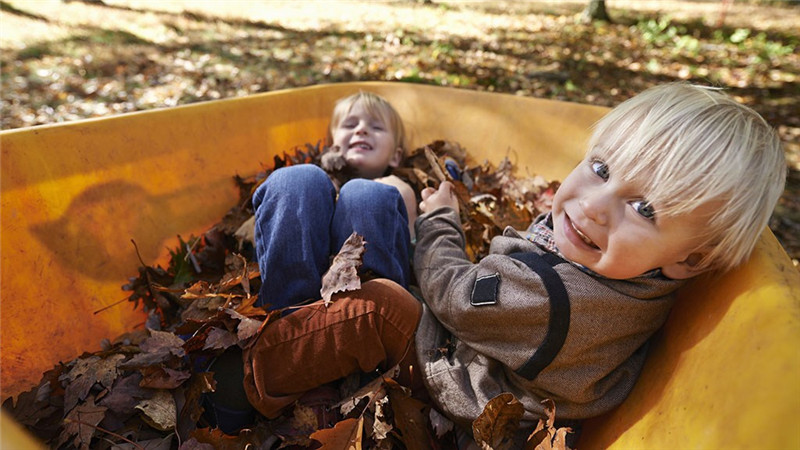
582, 0, 611, 23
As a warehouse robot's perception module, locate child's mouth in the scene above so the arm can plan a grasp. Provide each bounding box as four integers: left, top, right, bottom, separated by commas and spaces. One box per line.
349, 141, 372, 151
569, 217, 599, 249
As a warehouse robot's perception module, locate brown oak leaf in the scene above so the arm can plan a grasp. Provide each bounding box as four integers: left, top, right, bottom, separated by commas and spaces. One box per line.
59, 396, 107, 450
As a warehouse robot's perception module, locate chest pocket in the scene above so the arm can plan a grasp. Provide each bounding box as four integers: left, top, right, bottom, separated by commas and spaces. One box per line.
509, 252, 571, 381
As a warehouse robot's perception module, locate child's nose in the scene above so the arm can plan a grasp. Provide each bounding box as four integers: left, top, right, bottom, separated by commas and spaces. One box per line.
580, 190, 610, 225
355, 122, 368, 135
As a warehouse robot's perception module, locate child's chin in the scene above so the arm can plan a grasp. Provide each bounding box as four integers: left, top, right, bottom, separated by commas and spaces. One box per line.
345, 155, 367, 166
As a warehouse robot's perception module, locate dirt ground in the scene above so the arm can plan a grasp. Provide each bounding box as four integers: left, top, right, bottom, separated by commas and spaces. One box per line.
3, 1, 798, 48
1, 0, 798, 265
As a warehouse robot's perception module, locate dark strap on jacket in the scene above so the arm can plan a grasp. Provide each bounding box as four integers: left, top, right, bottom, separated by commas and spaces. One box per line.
510, 252, 570, 381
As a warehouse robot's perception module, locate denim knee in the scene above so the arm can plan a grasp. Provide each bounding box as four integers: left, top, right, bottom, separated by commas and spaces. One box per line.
338, 179, 408, 215
253, 164, 331, 210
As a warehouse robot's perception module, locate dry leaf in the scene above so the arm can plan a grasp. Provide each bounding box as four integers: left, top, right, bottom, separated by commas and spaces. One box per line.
179, 437, 216, 450
97, 373, 148, 415
551, 427, 572, 450
293, 404, 320, 432
372, 396, 393, 441
525, 399, 573, 450
275, 403, 319, 447
541, 398, 556, 431
218, 253, 259, 296
62, 356, 101, 413
60, 397, 107, 450
141, 329, 187, 358
338, 374, 387, 417
115, 435, 175, 450
424, 146, 449, 182
187, 425, 273, 450
136, 389, 177, 431
309, 417, 364, 449
140, 366, 191, 389
321, 145, 348, 172
320, 232, 366, 305
385, 379, 430, 450
202, 327, 238, 350
223, 308, 262, 342
472, 392, 525, 450
233, 216, 256, 250
182, 280, 215, 299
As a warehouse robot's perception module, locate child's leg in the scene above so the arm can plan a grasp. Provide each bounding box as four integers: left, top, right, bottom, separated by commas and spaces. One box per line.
333, 179, 412, 287
242, 279, 422, 418
252, 164, 336, 309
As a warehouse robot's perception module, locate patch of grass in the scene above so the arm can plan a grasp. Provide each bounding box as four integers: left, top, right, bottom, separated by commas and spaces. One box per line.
76, 29, 151, 46
17, 43, 53, 60
14, 28, 152, 60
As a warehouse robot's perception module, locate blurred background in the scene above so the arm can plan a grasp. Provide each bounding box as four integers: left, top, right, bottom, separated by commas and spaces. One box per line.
1, 0, 797, 265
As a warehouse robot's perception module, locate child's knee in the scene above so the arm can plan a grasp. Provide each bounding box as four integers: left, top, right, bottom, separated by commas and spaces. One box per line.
268, 164, 328, 189
254, 164, 332, 208
362, 278, 409, 298
360, 279, 422, 320
339, 178, 401, 207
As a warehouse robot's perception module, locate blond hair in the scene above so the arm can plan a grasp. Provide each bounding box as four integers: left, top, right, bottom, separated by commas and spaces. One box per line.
588, 83, 785, 273
329, 91, 406, 153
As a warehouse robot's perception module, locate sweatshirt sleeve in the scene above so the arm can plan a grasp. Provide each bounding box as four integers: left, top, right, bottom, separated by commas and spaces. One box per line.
413, 207, 554, 370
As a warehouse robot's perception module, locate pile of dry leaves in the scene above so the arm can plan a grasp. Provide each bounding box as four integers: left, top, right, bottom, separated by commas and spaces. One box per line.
2, 141, 569, 449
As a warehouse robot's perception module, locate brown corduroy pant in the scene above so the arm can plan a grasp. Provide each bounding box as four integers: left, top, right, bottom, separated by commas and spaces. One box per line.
242, 278, 423, 418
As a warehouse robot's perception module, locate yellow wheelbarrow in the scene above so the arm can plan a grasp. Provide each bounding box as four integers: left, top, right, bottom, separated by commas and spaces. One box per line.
2, 82, 798, 448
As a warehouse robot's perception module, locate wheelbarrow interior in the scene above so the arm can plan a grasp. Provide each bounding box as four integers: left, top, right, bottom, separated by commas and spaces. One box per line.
1, 82, 797, 448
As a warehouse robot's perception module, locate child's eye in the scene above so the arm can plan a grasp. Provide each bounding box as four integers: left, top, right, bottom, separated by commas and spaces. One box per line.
591, 160, 610, 180
631, 200, 656, 220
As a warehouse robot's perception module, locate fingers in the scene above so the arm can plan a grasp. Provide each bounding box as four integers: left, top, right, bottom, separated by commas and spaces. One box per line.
421, 182, 450, 201
439, 181, 454, 196
419, 182, 458, 214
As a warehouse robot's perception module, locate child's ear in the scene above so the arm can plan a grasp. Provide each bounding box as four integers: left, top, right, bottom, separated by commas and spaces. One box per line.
388, 146, 403, 168
661, 252, 707, 280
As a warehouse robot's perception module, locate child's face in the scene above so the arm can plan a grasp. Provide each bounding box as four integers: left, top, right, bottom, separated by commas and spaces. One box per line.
551, 155, 709, 280
331, 101, 401, 179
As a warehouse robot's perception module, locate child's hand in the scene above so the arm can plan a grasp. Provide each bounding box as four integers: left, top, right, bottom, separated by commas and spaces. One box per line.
420, 181, 460, 215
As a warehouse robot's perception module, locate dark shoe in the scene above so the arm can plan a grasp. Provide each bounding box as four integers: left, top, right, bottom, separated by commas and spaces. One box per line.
202, 395, 257, 435
202, 346, 257, 434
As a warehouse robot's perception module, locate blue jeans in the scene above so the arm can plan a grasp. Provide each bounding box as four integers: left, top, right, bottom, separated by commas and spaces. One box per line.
252, 164, 411, 310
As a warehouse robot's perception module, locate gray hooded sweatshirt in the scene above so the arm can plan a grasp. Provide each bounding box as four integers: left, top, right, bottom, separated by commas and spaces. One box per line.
412, 208, 683, 429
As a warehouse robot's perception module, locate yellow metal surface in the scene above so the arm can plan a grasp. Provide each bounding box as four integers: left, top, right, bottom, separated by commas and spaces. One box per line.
579, 231, 800, 449
0, 409, 46, 449
1, 82, 798, 448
